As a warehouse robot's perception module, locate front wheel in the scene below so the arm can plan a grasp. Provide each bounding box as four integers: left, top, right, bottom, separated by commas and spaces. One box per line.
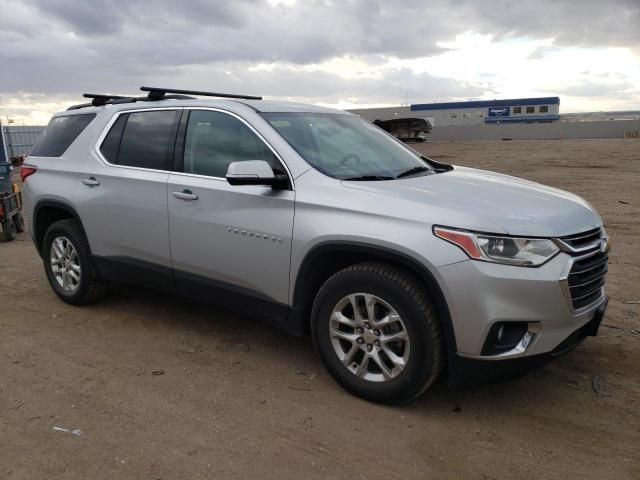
311, 262, 443, 404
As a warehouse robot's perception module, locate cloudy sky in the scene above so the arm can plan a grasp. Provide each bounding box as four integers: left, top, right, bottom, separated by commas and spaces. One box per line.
1, 0, 639, 124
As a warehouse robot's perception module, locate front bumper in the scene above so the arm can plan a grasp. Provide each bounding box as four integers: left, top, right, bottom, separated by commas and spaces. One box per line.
448, 297, 607, 387
437, 252, 606, 357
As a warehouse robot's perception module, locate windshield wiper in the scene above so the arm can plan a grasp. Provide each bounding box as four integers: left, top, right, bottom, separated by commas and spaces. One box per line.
420, 155, 453, 172
343, 175, 394, 181
395, 166, 430, 179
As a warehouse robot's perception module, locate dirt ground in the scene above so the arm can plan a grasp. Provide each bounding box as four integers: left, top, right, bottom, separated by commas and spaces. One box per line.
1, 139, 639, 479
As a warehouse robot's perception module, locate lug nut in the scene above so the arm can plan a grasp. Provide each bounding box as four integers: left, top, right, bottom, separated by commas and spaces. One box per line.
374, 340, 380, 347
357, 337, 364, 344
364, 323, 371, 330
374, 329, 380, 336
356, 327, 363, 334
367, 344, 373, 352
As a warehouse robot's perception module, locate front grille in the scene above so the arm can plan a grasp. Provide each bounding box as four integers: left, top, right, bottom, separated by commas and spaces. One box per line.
567, 249, 608, 310
560, 227, 602, 250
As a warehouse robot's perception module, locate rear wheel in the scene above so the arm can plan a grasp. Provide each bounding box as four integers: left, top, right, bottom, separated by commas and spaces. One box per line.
43, 219, 108, 305
2, 218, 16, 241
311, 262, 443, 404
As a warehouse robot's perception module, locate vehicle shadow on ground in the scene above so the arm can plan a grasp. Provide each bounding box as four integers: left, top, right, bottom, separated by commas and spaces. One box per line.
94, 283, 582, 412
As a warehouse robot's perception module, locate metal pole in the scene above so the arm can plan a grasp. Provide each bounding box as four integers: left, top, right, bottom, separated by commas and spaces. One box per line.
0, 119, 10, 163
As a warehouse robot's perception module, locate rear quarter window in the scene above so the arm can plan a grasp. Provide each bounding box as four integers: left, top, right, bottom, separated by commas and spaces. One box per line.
30, 114, 96, 157
99, 114, 128, 164
99, 110, 180, 170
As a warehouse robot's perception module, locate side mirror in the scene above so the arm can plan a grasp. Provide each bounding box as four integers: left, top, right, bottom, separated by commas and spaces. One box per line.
226, 160, 288, 188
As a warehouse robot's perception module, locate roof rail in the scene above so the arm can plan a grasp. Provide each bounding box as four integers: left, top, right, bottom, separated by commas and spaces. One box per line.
67, 102, 96, 111
140, 86, 262, 101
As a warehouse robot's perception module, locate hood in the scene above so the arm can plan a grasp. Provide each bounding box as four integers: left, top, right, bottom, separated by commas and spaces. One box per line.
342, 166, 602, 237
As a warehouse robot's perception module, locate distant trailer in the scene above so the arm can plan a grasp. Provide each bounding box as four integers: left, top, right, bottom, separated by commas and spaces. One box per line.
374, 117, 432, 143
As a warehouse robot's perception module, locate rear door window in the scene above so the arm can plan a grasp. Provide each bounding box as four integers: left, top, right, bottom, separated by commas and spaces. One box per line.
30, 114, 96, 157
101, 110, 180, 170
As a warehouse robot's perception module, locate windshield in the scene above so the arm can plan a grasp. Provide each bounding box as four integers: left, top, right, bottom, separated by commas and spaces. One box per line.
261, 113, 432, 180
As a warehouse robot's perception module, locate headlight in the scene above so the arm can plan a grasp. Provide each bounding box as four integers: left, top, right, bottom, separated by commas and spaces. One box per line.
434, 227, 560, 267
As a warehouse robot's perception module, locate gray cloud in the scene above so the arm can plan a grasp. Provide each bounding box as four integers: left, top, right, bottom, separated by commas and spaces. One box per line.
0, 0, 638, 110
462, 0, 640, 49
158, 63, 489, 104
33, 0, 125, 35
548, 79, 635, 98
527, 46, 556, 60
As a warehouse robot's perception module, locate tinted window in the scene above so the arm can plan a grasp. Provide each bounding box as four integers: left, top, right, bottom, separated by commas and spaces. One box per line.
100, 114, 128, 163
30, 114, 96, 157
116, 110, 179, 170
183, 110, 279, 178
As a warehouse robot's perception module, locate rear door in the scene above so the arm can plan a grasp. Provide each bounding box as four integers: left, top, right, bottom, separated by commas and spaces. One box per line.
78, 109, 181, 286
167, 109, 295, 321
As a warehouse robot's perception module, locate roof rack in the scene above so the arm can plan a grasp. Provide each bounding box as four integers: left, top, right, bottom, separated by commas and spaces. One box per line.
67, 93, 138, 110
140, 86, 262, 101
83, 93, 134, 106
66, 86, 262, 111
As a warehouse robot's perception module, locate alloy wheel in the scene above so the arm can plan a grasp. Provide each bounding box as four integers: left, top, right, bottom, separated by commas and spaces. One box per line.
50, 236, 81, 292
329, 293, 410, 382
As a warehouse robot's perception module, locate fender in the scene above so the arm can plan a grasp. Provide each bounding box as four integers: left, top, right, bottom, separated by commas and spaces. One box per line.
32, 199, 88, 257
290, 241, 457, 354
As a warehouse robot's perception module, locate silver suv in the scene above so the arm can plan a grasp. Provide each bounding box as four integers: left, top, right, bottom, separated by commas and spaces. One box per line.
22, 87, 609, 403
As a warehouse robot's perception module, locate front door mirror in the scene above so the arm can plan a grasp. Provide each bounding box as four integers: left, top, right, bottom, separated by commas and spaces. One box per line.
226, 160, 288, 188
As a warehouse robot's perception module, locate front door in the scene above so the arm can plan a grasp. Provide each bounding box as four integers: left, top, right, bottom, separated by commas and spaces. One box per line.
167, 109, 295, 324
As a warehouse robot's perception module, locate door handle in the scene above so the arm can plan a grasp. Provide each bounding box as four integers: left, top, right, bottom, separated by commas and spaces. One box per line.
172, 189, 198, 201
81, 177, 100, 186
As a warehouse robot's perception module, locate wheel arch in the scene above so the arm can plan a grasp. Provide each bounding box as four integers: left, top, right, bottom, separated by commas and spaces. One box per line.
33, 200, 88, 257
289, 241, 457, 354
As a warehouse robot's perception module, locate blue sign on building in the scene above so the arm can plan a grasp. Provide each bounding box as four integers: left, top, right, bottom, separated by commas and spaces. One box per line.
488, 107, 510, 117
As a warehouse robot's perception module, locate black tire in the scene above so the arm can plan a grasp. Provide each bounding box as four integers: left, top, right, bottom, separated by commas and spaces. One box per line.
42, 219, 108, 305
2, 218, 17, 241
13, 212, 25, 233
311, 262, 443, 404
